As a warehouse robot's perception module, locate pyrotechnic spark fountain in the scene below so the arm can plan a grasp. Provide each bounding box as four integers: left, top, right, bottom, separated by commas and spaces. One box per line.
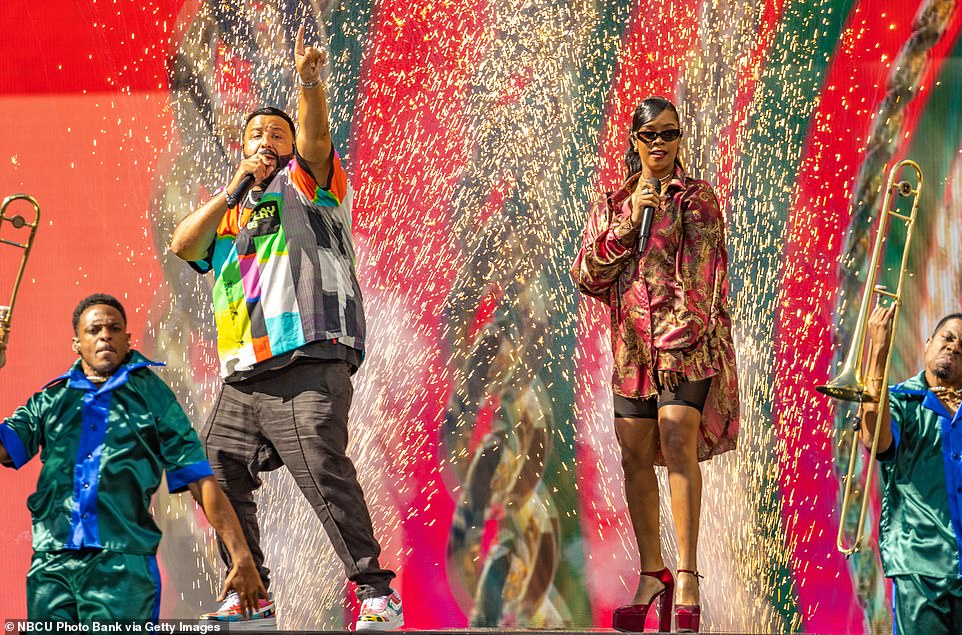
11, 0, 953, 632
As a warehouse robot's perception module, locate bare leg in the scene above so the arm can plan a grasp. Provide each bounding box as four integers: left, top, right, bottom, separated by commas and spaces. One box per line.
658, 404, 703, 607
614, 417, 666, 603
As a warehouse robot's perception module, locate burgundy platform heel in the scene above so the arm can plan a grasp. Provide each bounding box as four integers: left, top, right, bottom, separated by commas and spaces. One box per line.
612, 567, 675, 633
674, 569, 703, 633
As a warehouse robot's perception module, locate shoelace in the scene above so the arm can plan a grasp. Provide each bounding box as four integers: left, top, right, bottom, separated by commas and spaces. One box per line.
215, 591, 240, 612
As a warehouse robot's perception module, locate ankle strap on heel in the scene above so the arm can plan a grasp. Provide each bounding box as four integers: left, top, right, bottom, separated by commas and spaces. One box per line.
639, 567, 675, 587
677, 569, 704, 580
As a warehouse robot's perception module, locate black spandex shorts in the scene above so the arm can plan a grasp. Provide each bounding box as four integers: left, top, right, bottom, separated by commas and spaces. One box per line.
613, 378, 712, 419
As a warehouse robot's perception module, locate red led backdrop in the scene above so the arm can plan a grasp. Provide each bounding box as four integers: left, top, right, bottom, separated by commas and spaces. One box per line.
2, 1, 961, 631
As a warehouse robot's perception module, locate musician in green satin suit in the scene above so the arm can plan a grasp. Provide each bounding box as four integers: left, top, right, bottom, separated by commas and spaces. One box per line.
860, 306, 962, 634
0, 294, 264, 622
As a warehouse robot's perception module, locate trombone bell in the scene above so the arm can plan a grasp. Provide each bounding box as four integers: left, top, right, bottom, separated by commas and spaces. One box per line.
816, 371, 878, 403
0, 193, 41, 339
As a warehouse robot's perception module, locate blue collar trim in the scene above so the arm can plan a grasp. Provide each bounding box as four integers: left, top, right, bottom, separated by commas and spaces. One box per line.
61, 352, 162, 549
44, 353, 164, 393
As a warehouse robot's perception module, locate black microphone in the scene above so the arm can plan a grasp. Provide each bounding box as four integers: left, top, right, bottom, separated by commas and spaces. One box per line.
225, 173, 255, 209
226, 148, 278, 208
637, 177, 660, 254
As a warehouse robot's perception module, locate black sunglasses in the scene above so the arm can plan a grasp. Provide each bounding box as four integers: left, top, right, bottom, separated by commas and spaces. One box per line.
632, 129, 682, 143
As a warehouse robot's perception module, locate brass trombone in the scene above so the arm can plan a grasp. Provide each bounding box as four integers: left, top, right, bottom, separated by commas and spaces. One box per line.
0, 194, 41, 366
817, 159, 922, 555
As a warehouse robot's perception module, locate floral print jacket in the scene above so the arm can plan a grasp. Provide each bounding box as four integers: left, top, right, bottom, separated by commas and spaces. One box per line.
571, 166, 739, 460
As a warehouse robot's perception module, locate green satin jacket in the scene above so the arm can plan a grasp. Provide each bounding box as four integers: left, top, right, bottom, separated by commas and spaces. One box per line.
879, 371, 962, 578
0, 351, 212, 554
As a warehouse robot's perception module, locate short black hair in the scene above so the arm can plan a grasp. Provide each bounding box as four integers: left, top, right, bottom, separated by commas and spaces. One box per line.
932, 313, 962, 340
243, 107, 296, 138
73, 294, 127, 333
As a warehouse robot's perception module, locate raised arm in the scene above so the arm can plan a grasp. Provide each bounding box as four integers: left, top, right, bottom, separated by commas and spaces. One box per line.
188, 476, 266, 616
294, 24, 333, 182
170, 149, 280, 262
0, 324, 7, 369
0, 337, 10, 457
572, 190, 642, 300
858, 304, 896, 455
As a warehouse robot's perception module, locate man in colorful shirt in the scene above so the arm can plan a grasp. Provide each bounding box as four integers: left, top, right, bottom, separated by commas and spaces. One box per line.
860, 306, 962, 633
0, 294, 265, 622
169, 26, 401, 630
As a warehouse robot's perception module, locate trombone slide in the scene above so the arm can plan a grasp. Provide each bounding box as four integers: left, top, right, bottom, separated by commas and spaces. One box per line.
816, 160, 922, 555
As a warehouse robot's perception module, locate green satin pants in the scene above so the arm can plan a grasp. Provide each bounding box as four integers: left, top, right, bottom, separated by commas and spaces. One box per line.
27, 549, 161, 622
892, 573, 962, 635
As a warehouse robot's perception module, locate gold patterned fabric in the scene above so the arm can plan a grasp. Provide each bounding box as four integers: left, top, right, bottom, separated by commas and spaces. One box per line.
572, 167, 739, 463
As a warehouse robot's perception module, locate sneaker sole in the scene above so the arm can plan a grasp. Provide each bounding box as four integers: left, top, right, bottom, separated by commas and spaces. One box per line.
355, 615, 404, 631
208, 616, 277, 631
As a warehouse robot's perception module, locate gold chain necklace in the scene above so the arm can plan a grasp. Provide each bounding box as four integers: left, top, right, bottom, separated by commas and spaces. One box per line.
931, 386, 962, 413
658, 173, 672, 193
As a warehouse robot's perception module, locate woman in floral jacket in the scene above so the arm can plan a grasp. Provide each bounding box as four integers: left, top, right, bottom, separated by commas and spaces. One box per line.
571, 96, 739, 633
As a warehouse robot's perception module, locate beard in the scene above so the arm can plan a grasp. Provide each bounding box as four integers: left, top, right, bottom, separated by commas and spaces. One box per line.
247, 149, 295, 188
931, 354, 961, 383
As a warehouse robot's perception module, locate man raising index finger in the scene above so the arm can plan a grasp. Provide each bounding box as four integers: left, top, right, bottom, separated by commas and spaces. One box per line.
169, 23, 402, 632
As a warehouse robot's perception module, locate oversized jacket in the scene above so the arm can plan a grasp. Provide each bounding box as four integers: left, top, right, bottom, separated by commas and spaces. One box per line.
571, 166, 739, 462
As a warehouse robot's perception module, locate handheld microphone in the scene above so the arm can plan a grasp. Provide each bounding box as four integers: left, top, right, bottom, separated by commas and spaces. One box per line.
637, 177, 661, 254
226, 148, 280, 208
225, 173, 256, 209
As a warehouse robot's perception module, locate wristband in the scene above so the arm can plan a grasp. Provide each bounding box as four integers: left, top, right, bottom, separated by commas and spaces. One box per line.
225, 186, 243, 208
300, 78, 321, 88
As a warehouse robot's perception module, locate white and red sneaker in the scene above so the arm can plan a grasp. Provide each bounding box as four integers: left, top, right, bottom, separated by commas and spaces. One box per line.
200, 591, 277, 629
355, 589, 404, 631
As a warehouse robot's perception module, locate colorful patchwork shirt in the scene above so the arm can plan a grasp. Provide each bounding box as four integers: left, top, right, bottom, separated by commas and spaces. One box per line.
571, 166, 739, 462
0, 351, 212, 554
190, 149, 366, 379
879, 371, 962, 578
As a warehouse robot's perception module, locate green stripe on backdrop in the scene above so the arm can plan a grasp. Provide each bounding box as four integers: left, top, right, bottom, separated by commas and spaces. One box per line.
326, 0, 375, 164
886, 36, 962, 375
549, 0, 639, 622
732, 0, 856, 630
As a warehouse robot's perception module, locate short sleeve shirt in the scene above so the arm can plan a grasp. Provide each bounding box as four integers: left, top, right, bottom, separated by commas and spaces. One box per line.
0, 351, 212, 554
189, 149, 366, 379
